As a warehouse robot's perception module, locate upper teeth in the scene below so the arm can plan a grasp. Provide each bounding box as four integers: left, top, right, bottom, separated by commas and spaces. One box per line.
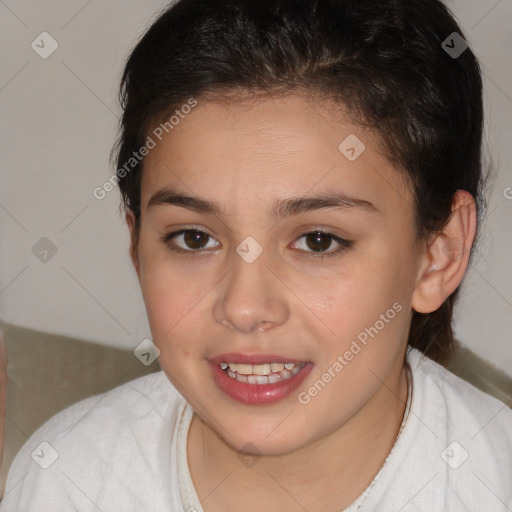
220, 362, 299, 375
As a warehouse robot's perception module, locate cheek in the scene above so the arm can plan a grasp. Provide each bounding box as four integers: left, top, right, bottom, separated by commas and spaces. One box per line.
137, 249, 204, 345
140, 268, 202, 383
307, 253, 410, 352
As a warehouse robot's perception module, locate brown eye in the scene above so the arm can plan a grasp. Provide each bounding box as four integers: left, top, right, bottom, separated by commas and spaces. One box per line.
163, 229, 220, 252
304, 232, 334, 252
292, 230, 353, 258
183, 230, 209, 249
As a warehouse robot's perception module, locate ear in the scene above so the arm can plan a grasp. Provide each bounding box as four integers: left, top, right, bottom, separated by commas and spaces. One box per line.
411, 190, 477, 314
125, 210, 141, 279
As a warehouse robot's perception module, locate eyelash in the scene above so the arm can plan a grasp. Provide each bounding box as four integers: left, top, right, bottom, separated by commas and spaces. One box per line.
161, 228, 353, 259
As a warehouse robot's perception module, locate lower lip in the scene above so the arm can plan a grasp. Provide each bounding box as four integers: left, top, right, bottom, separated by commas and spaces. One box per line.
209, 361, 314, 405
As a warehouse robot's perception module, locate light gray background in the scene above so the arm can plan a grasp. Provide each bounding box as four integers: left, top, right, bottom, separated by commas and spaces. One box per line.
1, 1, 511, 374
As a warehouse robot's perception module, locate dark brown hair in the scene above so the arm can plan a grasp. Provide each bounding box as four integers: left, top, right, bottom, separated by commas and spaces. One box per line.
114, 0, 490, 364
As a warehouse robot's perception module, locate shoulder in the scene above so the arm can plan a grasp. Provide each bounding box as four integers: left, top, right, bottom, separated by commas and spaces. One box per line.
408, 346, 512, 430
31, 370, 181, 441
405, 347, 512, 506
366, 349, 512, 510
0, 371, 185, 510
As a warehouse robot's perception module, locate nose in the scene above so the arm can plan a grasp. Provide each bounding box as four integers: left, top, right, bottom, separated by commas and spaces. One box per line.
213, 254, 289, 334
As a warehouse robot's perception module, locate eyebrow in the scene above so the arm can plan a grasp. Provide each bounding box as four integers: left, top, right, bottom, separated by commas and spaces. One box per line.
147, 186, 380, 218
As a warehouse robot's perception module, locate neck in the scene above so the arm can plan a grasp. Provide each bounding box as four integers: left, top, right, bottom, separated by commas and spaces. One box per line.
187, 356, 410, 512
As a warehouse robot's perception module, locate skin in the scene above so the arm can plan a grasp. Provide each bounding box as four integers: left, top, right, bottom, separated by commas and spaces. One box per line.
126, 93, 477, 511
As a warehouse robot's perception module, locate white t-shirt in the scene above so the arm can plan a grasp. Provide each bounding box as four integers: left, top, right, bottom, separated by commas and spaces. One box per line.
1, 347, 511, 511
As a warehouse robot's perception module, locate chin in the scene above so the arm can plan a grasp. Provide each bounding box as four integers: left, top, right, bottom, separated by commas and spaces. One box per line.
218, 416, 311, 457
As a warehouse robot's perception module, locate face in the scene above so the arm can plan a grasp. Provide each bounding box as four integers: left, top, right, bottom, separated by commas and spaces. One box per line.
128, 93, 424, 456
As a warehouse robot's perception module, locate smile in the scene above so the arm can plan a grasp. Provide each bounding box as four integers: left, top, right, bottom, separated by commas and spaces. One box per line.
210, 359, 313, 405
220, 362, 305, 384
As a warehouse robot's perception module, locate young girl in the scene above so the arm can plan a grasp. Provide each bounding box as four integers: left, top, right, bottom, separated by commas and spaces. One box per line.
2, 0, 511, 510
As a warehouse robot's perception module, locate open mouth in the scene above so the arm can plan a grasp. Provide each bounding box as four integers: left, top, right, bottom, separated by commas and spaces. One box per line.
209, 354, 314, 404
220, 362, 306, 384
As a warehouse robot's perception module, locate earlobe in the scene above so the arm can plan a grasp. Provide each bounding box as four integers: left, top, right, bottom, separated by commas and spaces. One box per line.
125, 210, 141, 278
411, 190, 477, 314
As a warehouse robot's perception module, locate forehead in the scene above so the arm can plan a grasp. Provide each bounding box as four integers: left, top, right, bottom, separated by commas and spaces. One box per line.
140, 94, 413, 218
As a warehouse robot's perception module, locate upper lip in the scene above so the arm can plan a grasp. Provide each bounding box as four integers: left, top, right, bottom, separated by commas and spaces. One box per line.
209, 353, 308, 365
